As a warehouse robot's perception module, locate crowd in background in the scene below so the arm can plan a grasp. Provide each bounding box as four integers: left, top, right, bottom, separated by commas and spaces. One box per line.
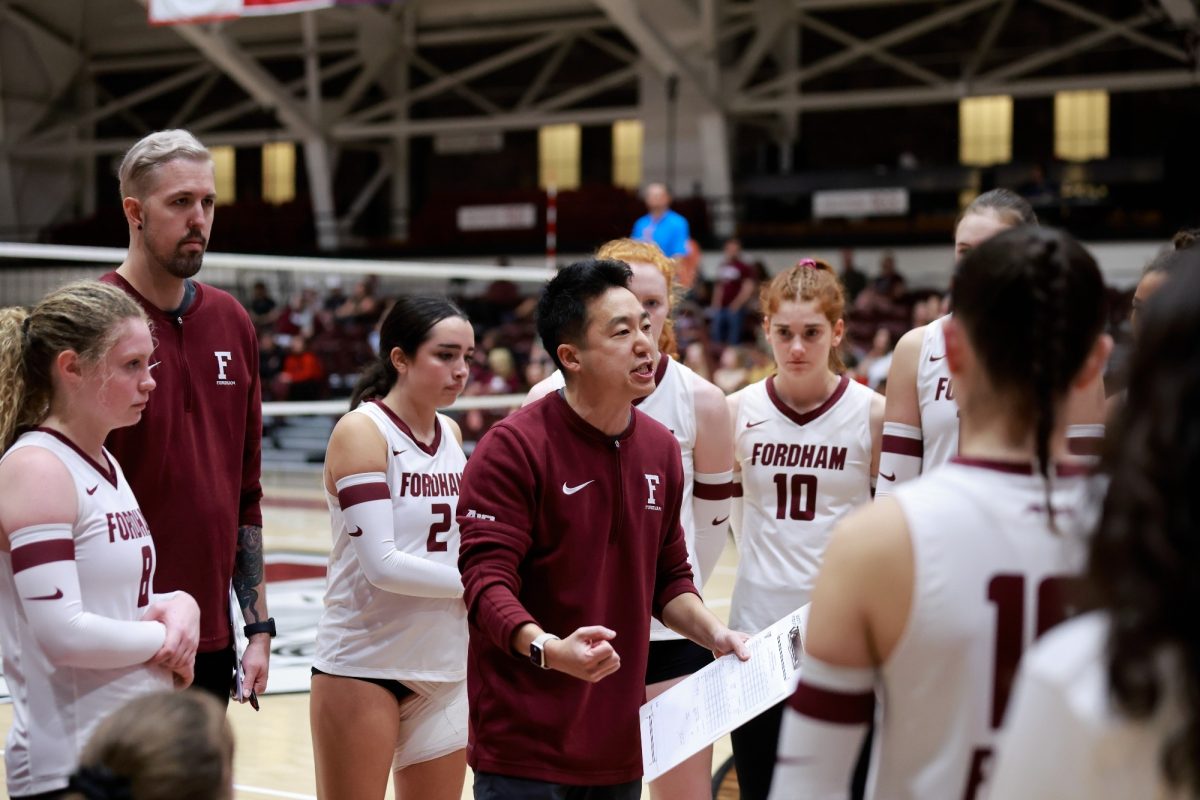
244, 238, 1140, 443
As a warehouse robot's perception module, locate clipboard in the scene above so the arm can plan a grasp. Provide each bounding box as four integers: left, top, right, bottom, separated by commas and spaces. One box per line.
228, 584, 259, 710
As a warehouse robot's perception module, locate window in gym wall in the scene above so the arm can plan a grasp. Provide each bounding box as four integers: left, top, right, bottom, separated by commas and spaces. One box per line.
959, 95, 1012, 166
539, 124, 581, 190
1055, 90, 1108, 162
612, 120, 643, 190
262, 142, 296, 204
211, 146, 236, 206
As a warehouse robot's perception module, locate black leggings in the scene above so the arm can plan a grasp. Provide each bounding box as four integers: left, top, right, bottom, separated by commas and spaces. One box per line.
730, 699, 786, 800
190, 646, 236, 708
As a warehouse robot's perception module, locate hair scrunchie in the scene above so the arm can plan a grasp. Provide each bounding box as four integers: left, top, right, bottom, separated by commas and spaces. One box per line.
67, 764, 134, 800
797, 258, 818, 269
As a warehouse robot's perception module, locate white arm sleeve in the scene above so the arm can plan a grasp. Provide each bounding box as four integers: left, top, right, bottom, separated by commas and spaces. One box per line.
10, 524, 165, 669
874, 421, 923, 499
336, 472, 464, 599
691, 470, 734, 590
770, 655, 875, 800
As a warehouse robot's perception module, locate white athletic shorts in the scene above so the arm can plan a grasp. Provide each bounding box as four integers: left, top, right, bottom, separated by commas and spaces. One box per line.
392, 679, 468, 771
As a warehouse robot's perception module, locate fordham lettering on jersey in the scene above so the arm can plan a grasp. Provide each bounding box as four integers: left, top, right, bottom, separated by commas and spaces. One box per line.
750, 442, 848, 470
398, 472, 463, 498
106, 509, 152, 544
935, 376, 955, 402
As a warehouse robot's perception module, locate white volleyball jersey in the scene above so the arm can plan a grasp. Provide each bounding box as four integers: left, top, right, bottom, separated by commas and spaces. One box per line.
730, 375, 874, 634
545, 357, 703, 641
872, 459, 1096, 800
990, 612, 1186, 800
917, 315, 960, 470
0, 429, 170, 797
315, 401, 468, 681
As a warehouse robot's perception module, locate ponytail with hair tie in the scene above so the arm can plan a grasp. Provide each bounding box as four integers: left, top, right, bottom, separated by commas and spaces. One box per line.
67, 764, 133, 800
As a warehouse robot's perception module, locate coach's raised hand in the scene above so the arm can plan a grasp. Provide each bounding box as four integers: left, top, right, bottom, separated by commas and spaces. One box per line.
546, 626, 621, 683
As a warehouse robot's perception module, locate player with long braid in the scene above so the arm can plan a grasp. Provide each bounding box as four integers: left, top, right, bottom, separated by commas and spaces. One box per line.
771, 227, 1112, 799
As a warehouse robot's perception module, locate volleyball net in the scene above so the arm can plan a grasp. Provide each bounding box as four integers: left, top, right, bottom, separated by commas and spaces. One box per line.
0, 240, 553, 433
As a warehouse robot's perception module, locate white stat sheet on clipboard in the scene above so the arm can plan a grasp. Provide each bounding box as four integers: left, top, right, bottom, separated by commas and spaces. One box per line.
639, 605, 810, 783
229, 583, 250, 702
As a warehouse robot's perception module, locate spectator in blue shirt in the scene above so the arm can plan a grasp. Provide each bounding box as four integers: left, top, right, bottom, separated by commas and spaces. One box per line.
632, 183, 690, 258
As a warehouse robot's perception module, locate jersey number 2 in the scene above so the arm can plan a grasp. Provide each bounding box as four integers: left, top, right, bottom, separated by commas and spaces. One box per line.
773, 473, 818, 521
427, 503, 452, 552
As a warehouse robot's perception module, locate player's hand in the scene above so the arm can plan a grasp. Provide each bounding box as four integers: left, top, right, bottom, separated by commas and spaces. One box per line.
238, 634, 271, 702
144, 592, 200, 672
711, 627, 752, 661
545, 626, 621, 683
172, 659, 195, 690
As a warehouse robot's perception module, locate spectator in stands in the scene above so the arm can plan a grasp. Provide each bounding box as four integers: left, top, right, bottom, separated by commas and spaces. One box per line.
335, 279, 382, 329
277, 335, 326, 401
1018, 163, 1059, 209
258, 331, 284, 402
839, 248, 868, 302
632, 182, 690, 258
683, 341, 711, 382
247, 281, 279, 330
523, 342, 554, 389
910, 292, 944, 329
745, 345, 773, 386
485, 348, 521, 395
711, 238, 758, 346
65, 691, 233, 800
855, 327, 895, 391
712, 345, 750, 395
276, 284, 322, 344
870, 250, 907, 301
322, 278, 347, 313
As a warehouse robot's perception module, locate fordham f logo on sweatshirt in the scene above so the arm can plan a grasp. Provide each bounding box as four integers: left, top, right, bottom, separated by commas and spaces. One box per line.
214, 351, 235, 386
644, 473, 662, 512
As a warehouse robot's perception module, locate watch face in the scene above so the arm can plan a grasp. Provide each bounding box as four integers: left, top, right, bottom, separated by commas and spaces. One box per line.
530, 643, 544, 668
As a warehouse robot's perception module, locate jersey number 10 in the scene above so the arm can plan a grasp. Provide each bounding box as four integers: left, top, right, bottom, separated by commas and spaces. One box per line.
963, 573, 1076, 800
773, 473, 818, 521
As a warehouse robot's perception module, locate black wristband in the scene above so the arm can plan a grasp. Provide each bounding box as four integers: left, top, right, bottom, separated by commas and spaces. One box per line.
244, 618, 276, 639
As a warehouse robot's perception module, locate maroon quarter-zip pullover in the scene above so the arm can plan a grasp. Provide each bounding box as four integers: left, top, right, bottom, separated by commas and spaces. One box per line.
458, 391, 698, 785
102, 272, 263, 652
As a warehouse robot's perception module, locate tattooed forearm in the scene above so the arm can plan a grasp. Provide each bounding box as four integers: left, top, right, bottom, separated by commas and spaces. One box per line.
234, 524, 266, 624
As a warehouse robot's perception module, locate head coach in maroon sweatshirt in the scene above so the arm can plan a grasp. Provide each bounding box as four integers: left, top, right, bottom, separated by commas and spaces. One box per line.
101, 130, 271, 707
458, 259, 751, 799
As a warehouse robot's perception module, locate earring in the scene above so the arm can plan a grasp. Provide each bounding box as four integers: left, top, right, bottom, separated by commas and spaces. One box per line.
137, 224, 143, 230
